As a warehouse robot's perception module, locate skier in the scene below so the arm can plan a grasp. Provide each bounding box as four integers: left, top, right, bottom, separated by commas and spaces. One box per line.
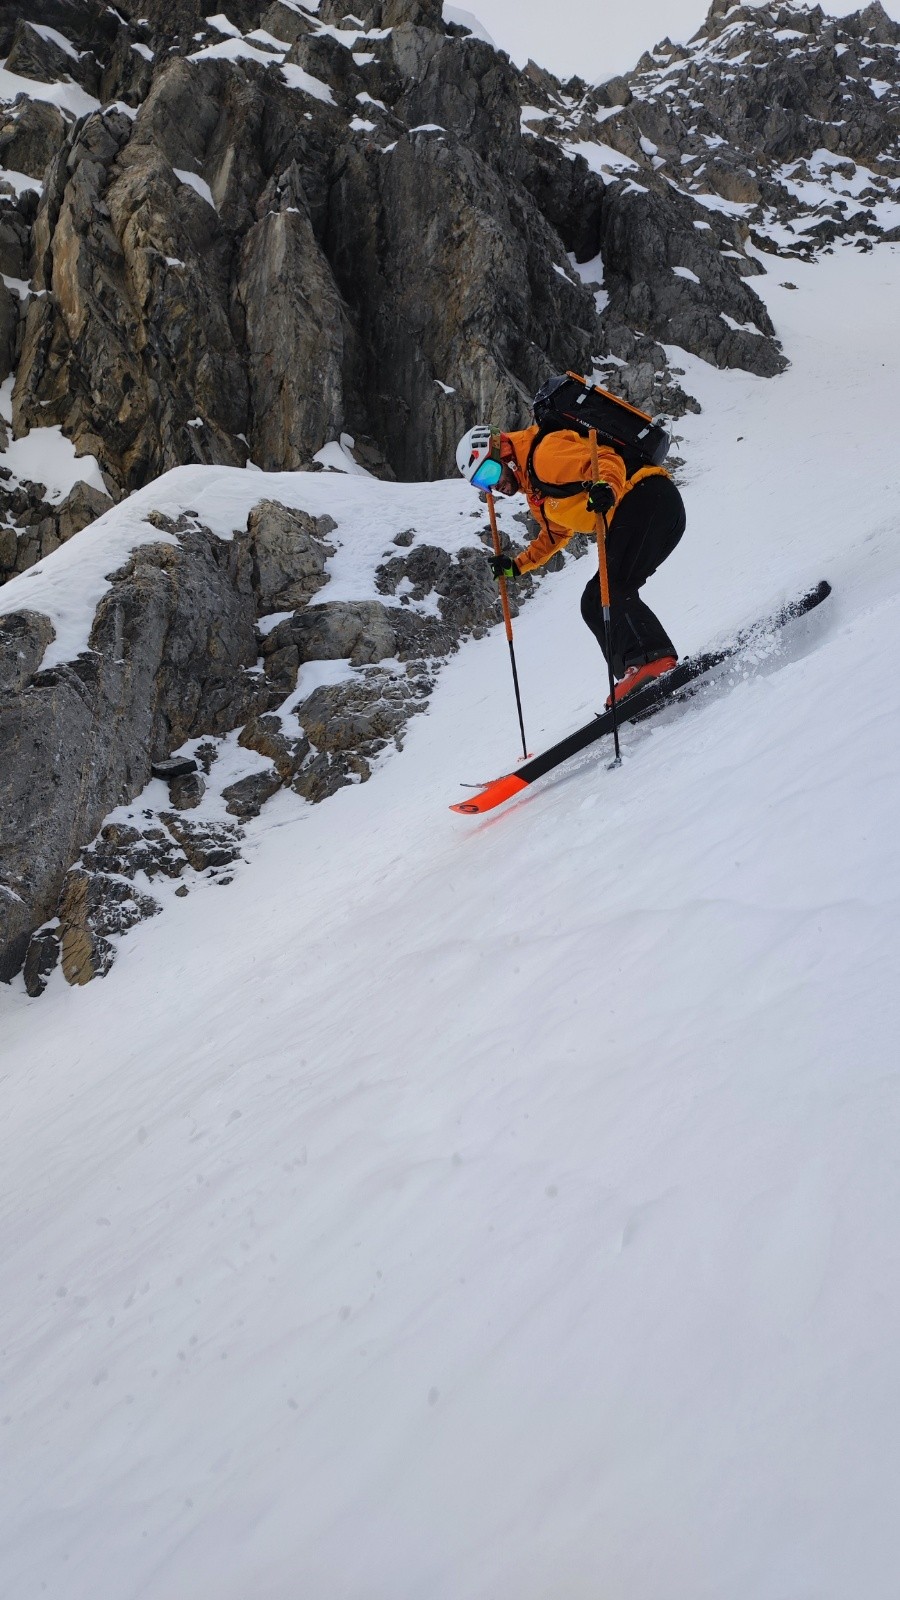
456, 420, 685, 705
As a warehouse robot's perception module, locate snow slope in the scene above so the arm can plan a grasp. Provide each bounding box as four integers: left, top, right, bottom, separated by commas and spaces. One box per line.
2, 244, 900, 1599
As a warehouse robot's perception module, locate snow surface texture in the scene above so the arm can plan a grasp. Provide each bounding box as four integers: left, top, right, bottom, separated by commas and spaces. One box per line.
0, 59, 99, 118
3, 244, 900, 1598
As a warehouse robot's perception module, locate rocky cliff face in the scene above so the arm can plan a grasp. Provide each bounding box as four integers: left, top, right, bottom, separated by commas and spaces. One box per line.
1, 0, 897, 573
1, 0, 607, 540
530, 1, 900, 253
7, 0, 889, 560
2, 0, 899, 988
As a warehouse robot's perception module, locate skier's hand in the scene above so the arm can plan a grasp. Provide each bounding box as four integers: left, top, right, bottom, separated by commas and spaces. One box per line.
488, 553, 519, 581
586, 480, 615, 515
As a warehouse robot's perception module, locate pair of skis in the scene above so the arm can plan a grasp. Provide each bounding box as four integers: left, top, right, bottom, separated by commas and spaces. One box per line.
450, 581, 831, 816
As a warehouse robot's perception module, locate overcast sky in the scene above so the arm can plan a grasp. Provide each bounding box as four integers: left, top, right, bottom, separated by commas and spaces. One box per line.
454, 0, 900, 81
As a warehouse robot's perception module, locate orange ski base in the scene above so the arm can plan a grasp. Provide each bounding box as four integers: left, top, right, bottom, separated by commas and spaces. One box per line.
450, 773, 528, 815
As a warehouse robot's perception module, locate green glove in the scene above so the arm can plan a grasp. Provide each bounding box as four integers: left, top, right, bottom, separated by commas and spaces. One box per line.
488, 553, 519, 581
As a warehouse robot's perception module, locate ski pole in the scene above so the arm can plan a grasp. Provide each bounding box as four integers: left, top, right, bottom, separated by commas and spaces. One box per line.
486, 490, 529, 761
589, 429, 622, 766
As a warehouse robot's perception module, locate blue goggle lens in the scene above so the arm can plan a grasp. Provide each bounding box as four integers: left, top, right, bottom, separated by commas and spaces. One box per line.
471, 457, 502, 490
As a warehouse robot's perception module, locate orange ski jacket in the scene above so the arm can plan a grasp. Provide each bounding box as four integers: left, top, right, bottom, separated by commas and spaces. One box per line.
501, 426, 670, 575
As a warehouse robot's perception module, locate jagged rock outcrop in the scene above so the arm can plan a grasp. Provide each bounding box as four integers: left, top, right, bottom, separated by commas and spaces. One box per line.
247, 500, 334, 611
598, 185, 785, 377
0, 280, 16, 381
16, 91, 252, 489
0, 511, 281, 980
527, 0, 900, 273
7, 0, 864, 565
0, 480, 114, 580
289, 667, 432, 801
0, 488, 533, 986
57, 867, 162, 986
238, 191, 354, 471
6, 19, 609, 495
326, 129, 601, 481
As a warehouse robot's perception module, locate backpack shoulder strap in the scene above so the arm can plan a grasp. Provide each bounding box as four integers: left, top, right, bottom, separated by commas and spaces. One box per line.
526, 427, 598, 500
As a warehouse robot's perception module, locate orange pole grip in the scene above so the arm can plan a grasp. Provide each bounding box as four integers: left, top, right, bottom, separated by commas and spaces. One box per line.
486, 491, 515, 643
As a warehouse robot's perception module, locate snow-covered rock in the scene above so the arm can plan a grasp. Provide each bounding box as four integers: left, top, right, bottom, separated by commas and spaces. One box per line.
0, 460, 557, 984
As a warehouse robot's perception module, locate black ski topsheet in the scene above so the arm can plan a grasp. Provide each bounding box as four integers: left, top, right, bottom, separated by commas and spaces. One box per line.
450, 581, 831, 815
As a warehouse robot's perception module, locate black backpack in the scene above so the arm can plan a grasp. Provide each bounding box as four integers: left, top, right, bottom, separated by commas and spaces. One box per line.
527, 372, 670, 499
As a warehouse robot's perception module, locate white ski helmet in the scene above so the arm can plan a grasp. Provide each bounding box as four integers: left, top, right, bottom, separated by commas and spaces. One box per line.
456, 423, 496, 484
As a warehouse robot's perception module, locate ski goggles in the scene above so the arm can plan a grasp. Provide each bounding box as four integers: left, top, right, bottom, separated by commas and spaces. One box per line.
471, 456, 503, 490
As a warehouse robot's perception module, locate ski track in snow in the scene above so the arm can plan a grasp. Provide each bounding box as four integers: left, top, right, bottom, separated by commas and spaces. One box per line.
2, 245, 900, 1599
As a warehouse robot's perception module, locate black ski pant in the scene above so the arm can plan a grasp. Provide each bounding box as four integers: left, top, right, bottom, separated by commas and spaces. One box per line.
580, 475, 686, 679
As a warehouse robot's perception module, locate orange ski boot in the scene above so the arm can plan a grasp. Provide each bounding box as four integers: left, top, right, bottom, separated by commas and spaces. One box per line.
606, 655, 677, 709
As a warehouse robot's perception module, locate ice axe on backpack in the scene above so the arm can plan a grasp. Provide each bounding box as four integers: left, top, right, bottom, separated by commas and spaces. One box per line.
589, 429, 622, 768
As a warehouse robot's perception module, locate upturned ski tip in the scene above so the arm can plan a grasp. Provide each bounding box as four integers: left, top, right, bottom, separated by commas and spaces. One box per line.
450, 773, 529, 815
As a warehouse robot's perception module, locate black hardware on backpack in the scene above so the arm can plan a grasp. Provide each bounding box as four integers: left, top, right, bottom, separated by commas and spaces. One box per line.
527, 372, 670, 500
